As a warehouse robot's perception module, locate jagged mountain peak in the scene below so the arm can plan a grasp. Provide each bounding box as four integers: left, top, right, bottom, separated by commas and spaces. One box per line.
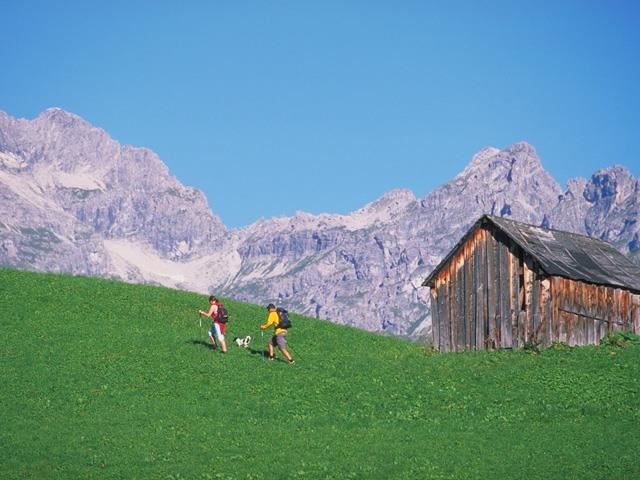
590, 164, 636, 184
419, 141, 562, 230
341, 188, 416, 229
35, 107, 95, 130
358, 188, 416, 213
585, 165, 638, 206
0, 108, 225, 263
243, 189, 417, 236
375, 187, 416, 202
39, 107, 77, 118
445, 141, 555, 197
567, 176, 589, 191
459, 141, 544, 180
506, 140, 538, 154
469, 146, 501, 165
7, 109, 173, 180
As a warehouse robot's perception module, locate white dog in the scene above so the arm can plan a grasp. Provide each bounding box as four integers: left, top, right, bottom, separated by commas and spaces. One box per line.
234, 335, 252, 348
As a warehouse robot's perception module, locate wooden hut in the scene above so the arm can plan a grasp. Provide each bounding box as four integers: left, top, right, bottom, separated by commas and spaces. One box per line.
422, 215, 640, 352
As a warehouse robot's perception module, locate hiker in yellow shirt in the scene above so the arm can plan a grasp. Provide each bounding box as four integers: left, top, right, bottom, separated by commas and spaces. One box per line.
260, 303, 295, 364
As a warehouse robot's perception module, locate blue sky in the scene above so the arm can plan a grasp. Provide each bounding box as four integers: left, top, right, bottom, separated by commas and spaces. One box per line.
1, 1, 639, 227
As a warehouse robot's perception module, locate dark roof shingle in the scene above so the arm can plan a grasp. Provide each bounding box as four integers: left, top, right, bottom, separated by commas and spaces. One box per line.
423, 215, 640, 292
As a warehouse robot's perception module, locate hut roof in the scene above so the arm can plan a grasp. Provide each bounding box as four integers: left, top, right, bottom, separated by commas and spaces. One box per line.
422, 215, 640, 292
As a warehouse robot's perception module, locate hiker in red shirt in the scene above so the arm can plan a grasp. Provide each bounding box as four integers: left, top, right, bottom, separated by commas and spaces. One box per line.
199, 296, 228, 354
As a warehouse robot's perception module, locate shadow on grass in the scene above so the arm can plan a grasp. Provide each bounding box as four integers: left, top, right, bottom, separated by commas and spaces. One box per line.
189, 339, 216, 350
248, 347, 267, 357
189, 340, 288, 363
247, 347, 289, 363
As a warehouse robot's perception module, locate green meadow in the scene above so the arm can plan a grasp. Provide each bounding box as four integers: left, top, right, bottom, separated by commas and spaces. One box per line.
1, 268, 639, 479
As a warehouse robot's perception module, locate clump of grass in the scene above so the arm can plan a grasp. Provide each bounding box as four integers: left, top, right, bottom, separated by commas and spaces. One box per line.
548, 341, 575, 351
522, 340, 542, 354
600, 330, 640, 348
421, 336, 436, 355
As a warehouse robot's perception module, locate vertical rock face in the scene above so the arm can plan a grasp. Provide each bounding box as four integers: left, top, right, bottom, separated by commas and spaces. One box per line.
0, 108, 226, 275
1, 108, 638, 338
549, 166, 639, 256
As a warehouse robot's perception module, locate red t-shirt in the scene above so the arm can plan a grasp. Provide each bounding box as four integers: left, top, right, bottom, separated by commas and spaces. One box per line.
212, 303, 226, 334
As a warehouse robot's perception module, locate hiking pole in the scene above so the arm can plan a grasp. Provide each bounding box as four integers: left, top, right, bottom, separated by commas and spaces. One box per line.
196, 314, 202, 340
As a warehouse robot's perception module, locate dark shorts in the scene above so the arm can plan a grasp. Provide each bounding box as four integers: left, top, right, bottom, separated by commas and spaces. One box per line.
271, 333, 287, 349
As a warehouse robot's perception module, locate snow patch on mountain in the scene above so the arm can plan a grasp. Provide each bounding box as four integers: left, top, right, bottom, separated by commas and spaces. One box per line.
0, 169, 62, 213
52, 168, 106, 191
104, 238, 244, 293
0, 151, 27, 170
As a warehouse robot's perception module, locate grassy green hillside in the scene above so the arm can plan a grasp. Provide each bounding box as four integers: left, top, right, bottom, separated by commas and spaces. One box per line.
1, 268, 639, 479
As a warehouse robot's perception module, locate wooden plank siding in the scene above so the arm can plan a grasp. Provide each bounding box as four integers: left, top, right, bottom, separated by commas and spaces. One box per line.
487, 229, 500, 349
553, 278, 640, 346
509, 241, 521, 348
476, 229, 487, 349
430, 224, 640, 351
498, 237, 512, 348
430, 288, 440, 350
465, 244, 474, 350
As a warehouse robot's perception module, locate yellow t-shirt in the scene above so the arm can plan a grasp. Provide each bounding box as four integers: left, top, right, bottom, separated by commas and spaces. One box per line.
260, 310, 287, 335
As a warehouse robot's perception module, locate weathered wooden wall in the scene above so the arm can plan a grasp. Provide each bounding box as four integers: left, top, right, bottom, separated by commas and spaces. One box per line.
430, 225, 640, 352
553, 277, 640, 345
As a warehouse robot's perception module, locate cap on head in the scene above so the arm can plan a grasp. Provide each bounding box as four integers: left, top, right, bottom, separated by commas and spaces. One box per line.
267, 303, 276, 310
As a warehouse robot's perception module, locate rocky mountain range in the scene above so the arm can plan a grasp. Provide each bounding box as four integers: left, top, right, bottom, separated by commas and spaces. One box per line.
1, 108, 638, 338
